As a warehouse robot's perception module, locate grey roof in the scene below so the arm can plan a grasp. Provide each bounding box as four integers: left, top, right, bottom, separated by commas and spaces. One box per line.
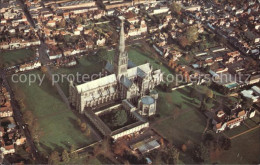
121, 76, 133, 88
137, 68, 147, 78
105, 60, 136, 74
138, 140, 160, 154
127, 63, 151, 78
105, 62, 114, 73
141, 96, 155, 105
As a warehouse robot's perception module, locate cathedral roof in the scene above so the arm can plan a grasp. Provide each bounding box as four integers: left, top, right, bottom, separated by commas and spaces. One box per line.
105, 62, 114, 73
141, 96, 155, 105
105, 60, 137, 74
120, 76, 133, 89
127, 63, 152, 78
76, 74, 117, 93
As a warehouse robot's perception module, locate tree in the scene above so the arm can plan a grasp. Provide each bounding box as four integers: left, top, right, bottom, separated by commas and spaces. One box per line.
190, 86, 197, 99
192, 143, 209, 163
62, 150, 70, 162
111, 110, 128, 127
242, 97, 253, 110
185, 25, 199, 45
23, 110, 34, 125
57, 19, 66, 28
205, 89, 214, 99
170, 2, 182, 15
85, 126, 91, 136
77, 118, 81, 126
97, 48, 108, 62
178, 36, 189, 48
200, 98, 207, 112
70, 145, 78, 159
80, 123, 87, 132
48, 151, 60, 165
40, 66, 48, 73
168, 146, 180, 164
181, 144, 187, 152
218, 136, 231, 150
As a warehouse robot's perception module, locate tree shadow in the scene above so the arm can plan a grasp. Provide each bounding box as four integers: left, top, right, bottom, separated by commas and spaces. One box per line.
69, 117, 79, 130
49, 142, 64, 153
39, 142, 52, 154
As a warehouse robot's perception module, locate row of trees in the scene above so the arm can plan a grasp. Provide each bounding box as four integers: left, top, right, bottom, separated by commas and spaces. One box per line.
77, 118, 91, 136
23, 110, 41, 143
48, 145, 78, 164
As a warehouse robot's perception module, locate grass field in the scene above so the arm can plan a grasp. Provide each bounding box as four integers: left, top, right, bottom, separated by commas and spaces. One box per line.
0, 48, 35, 67
53, 56, 104, 96
217, 128, 260, 164
107, 46, 172, 75
8, 70, 96, 155
153, 86, 208, 146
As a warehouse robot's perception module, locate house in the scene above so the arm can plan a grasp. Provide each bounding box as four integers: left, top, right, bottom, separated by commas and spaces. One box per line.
48, 48, 62, 60
15, 137, 26, 145
247, 75, 260, 85
96, 37, 106, 46
0, 106, 13, 118
148, 6, 170, 16
19, 61, 41, 72
241, 86, 260, 102
245, 31, 260, 43
0, 127, 4, 137
74, 30, 81, 35
46, 20, 56, 27
211, 105, 248, 133
1, 145, 15, 155
153, 44, 170, 58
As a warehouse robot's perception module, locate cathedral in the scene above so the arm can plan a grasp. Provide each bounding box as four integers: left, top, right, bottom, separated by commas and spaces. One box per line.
69, 20, 163, 114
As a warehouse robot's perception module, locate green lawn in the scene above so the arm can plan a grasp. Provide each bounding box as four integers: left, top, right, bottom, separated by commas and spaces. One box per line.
53, 56, 104, 96
8, 70, 96, 155
153, 86, 207, 146
107, 46, 172, 75
153, 85, 260, 164
224, 124, 249, 137
0, 48, 35, 67
218, 128, 260, 164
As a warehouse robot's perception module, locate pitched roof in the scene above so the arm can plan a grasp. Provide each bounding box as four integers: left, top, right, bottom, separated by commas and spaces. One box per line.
76, 74, 117, 93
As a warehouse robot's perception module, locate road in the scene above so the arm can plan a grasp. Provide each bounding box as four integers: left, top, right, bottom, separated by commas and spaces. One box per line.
0, 69, 42, 163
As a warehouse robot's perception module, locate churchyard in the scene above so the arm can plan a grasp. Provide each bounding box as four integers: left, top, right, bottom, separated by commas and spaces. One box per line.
8, 70, 97, 155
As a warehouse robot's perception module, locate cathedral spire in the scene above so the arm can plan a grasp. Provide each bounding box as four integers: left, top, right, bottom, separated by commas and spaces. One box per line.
114, 19, 128, 79
119, 20, 125, 54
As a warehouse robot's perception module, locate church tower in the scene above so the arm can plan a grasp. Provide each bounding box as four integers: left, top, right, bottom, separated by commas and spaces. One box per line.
114, 20, 128, 79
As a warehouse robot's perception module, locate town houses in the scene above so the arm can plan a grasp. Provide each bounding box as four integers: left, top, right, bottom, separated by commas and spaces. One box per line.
0, 85, 26, 159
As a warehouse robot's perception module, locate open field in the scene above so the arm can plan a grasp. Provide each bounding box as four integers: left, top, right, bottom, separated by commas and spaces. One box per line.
8, 70, 96, 155
0, 48, 35, 67
152, 86, 208, 146
53, 56, 104, 96
107, 46, 172, 75
217, 127, 260, 164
